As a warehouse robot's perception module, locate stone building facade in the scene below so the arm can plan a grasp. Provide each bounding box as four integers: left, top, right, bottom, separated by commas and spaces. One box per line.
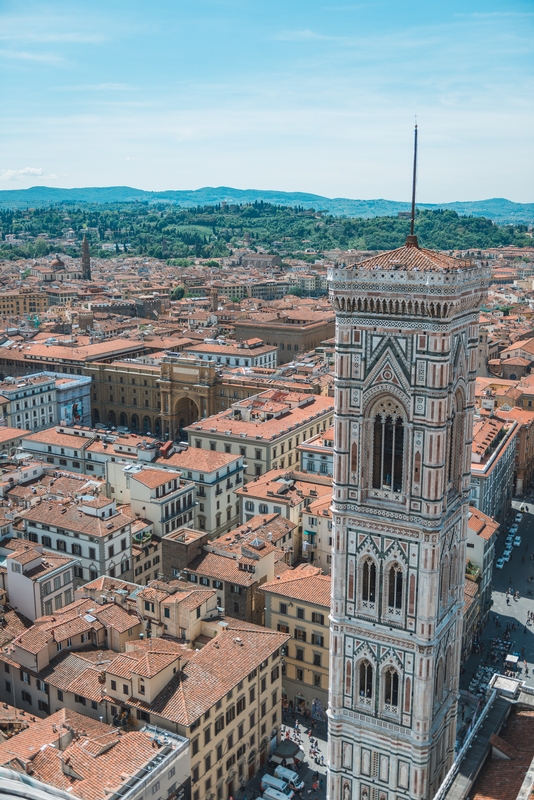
327, 238, 488, 800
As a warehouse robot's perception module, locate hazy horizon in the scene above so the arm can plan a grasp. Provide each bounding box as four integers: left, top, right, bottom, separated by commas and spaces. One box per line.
0, 183, 532, 206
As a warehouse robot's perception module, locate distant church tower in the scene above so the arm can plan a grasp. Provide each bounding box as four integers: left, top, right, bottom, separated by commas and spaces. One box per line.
327, 229, 488, 799
81, 235, 91, 281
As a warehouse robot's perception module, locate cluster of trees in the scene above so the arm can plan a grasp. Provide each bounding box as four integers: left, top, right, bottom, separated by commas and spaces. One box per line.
0, 202, 531, 262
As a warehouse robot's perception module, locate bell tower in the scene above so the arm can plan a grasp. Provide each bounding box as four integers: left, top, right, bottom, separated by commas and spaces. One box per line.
81, 235, 92, 281
327, 238, 488, 800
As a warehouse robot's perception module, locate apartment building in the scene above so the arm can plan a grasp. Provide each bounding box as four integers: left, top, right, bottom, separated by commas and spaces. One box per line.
0, 288, 48, 319
21, 426, 94, 472
185, 338, 277, 368
181, 525, 282, 626
19, 496, 134, 586
0, 374, 57, 431
297, 424, 334, 477
153, 445, 244, 537
77, 574, 218, 644
0, 425, 30, 455
470, 414, 518, 524
0, 607, 288, 800
0, 709, 191, 800
262, 564, 330, 720
234, 309, 335, 364
466, 506, 499, 622
128, 467, 196, 537
131, 519, 162, 584
186, 389, 334, 481
302, 493, 333, 574
493, 406, 534, 496
5, 541, 78, 620
236, 468, 332, 558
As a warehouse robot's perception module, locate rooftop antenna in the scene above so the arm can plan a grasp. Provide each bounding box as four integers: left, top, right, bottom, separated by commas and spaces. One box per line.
407, 118, 419, 247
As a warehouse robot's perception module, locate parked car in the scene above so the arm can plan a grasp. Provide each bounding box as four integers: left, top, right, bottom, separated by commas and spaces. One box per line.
506, 534, 514, 545
495, 558, 505, 569
514, 536, 522, 547
503, 547, 512, 562
515, 513, 523, 523
509, 525, 518, 535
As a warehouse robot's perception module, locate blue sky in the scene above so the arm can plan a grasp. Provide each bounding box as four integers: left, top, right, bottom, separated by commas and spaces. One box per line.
1, 0, 533, 202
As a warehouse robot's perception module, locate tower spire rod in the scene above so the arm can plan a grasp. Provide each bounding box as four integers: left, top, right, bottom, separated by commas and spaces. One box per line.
410, 119, 418, 237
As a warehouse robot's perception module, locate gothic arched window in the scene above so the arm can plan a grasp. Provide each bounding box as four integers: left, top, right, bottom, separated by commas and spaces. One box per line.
358, 660, 373, 703
361, 558, 376, 607
387, 563, 403, 614
372, 408, 405, 492
383, 667, 399, 711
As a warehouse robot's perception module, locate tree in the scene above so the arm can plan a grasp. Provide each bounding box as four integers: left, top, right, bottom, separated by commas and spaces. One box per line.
170, 286, 185, 301
288, 286, 304, 297
33, 237, 49, 256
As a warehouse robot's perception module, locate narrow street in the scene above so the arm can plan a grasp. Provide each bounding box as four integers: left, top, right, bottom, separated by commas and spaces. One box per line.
460, 499, 534, 704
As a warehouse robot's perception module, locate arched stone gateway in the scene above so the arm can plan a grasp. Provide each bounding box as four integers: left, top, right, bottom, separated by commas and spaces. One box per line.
174, 396, 200, 440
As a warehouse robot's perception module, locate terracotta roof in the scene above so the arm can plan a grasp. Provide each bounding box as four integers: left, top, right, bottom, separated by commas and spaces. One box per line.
344, 242, 473, 273
20, 500, 133, 537
155, 448, 240, 472
131, 468, 181, 488
468, 506, 499, 540
0, 708, 173, 800
261, 564, 331, 606
471, 709, 534, 800
0, 426, 30, 443
125, 624, 289, 726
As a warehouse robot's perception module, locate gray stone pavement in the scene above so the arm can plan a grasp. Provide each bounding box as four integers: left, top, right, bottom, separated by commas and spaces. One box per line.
460, 499, 534, 701
237, 711, 328, 799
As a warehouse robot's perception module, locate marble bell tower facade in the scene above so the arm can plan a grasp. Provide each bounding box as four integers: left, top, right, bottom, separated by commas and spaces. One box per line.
327, 238, 488, 800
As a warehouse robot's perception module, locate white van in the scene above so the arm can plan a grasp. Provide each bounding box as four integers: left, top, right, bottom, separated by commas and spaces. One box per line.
262, 789, 293, 800
260, 774, 294, 798
274, 765, 305, 791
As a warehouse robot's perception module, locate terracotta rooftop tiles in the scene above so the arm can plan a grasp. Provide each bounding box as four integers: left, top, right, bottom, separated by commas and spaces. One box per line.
20, 499, 133, 537
131, 468, 181, 488
0, 707, 176, 800
261, 564, 331, 606
471, 709, 534, 800
156, 447, 240, 472
343, 243, 474, 272
125, 624, 289, 726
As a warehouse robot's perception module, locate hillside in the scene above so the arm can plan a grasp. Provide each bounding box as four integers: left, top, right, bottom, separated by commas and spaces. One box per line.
0, 186, 533, 224
0, 203, 531, 262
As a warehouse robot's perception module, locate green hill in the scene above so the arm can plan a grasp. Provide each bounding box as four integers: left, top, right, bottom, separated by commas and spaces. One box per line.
0, 185, 533, 224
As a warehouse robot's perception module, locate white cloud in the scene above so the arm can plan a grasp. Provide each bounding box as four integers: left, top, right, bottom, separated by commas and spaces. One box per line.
0, 49, 63, 63
0, 168, 58, 181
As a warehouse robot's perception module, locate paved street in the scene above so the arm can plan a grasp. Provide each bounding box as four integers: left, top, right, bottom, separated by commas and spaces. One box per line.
238, 711, 328, 799
460, 499, 534, 702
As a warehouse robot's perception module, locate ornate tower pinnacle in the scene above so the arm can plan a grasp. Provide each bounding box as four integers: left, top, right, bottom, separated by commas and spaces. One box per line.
81, 235, 91, 281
